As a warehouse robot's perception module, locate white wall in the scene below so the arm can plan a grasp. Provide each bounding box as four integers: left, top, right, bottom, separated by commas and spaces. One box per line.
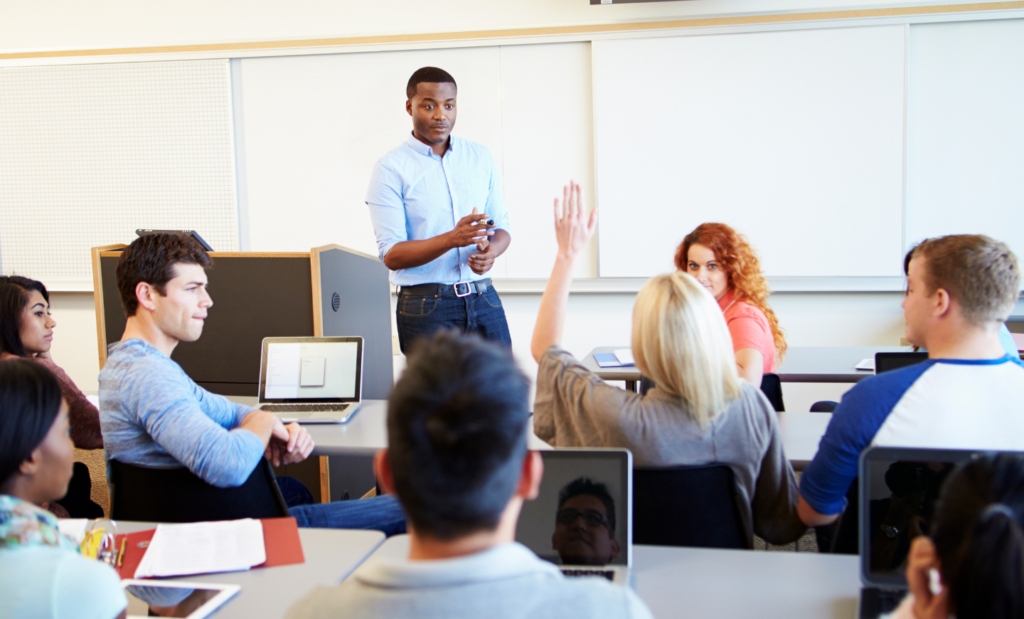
1, 0, 997, 54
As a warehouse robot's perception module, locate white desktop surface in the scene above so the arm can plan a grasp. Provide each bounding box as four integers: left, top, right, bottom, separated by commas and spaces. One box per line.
351, 535, 860, 619
230, 398, 553, 455
777, 412, 832, 469
117, 521, 384, 619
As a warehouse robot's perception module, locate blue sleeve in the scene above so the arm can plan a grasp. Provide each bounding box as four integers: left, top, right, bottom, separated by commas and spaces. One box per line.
365, 159, 408, 260
54, 553, 126, 619
799, 362, 934, 515
122, 357, 266, 488
999, 324, 1023, 367
484, 149, 510, 234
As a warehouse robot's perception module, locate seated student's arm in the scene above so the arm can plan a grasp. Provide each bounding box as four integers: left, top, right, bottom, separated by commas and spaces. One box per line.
34, 357, 104, 450
194, 388, 313, 466
55, 552, 127, 619
797, 381, 890, 527
121, 358, 272, 487
745, 389, 808, 544
735, 348, 765, 386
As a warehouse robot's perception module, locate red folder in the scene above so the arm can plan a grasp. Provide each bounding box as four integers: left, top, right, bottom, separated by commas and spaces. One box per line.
114, 517, 305, 579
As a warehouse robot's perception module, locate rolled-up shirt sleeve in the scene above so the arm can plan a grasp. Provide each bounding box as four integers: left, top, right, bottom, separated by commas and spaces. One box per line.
484, 151, 510, 234
366, 160, 408, 260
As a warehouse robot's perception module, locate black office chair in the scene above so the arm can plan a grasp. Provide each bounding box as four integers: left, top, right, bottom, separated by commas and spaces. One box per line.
109, 458, 289, 523
633, 464, 750, 549
640, 373, 784, 412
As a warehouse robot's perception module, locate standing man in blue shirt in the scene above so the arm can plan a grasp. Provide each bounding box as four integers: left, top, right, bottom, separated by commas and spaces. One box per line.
366, 67, 512, 353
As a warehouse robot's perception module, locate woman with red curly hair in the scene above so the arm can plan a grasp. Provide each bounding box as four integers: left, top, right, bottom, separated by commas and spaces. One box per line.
676, 223, 787, 385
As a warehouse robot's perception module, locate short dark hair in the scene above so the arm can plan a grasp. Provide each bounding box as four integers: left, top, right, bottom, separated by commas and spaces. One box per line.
0, 359, 64, 489
0, 276, 50, 357
931, 453, 1024, 619
386, 330, 530, 540
557, 477, 617, 535
406, 67, 457, 100
116, 233, 212, 317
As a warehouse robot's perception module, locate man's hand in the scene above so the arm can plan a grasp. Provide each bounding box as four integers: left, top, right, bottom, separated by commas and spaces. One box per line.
265, 422, 315, 467
469, 238, 497, 275
448, 208, 494, 249
239, 410, 286, 446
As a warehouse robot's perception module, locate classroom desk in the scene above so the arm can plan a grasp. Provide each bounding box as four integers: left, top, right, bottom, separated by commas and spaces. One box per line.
583, 345, 914, 387
350, 534, 861, 619
229, 398, 553, 455
116, 521, 384, 619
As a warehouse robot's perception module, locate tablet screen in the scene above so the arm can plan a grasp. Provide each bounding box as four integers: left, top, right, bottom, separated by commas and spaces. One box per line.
123, 581, 239, 619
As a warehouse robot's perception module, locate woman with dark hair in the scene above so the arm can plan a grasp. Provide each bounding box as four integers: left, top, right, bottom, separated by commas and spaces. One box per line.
0, 360, 126, 619
676, 223, 787, 385
894, 453, 1024, 619
0, 276, 104, 517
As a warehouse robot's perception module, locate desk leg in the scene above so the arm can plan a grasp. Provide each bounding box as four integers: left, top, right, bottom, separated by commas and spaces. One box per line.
319, 456, 331, 503
625, 380, 639, 393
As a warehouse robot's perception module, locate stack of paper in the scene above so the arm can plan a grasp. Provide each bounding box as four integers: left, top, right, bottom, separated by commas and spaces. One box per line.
613, 349, 635, 366
134, 519, 266, 579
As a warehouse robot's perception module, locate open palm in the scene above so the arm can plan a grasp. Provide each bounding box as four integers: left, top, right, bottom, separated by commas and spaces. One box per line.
554, 181, 597, 260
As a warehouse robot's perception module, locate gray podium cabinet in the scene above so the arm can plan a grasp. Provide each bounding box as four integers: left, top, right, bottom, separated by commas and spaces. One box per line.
312, 245, 393, 400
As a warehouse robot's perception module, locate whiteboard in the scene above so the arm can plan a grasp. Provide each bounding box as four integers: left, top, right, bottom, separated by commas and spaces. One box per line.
237, 42, 596, 279
906, 18, 1024, 280
0, 60, 239, 287
593, 26, 907, 279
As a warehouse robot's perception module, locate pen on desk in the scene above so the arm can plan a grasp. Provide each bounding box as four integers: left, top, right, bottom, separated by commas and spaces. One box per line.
117, 537, 126, 567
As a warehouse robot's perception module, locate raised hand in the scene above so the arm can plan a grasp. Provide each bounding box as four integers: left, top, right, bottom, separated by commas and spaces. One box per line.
554, 181, 597, 261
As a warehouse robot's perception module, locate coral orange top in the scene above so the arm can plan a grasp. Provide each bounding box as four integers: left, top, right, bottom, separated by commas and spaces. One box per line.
717, 289, 777, 373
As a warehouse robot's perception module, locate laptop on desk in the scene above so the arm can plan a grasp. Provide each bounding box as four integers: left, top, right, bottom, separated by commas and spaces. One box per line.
256, 336, 362, 424
856, 446, 1020, 619
515, 448, 633, 586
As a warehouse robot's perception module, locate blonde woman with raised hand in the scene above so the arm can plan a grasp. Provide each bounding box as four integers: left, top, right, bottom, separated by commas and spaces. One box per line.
530, 181, 805, 546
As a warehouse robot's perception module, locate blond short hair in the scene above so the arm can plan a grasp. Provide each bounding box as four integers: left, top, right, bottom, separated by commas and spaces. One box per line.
631, 272, 742, 427
911, 235, 1021, 326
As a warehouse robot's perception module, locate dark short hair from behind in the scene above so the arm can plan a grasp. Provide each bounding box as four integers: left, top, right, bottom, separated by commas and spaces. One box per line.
908, 234, 1021, 326
386, 330, 531, 540
406, 67, 457, 100
558, 477, 617, 535
0, 276, 50, 357
115, 233, 212, 317
0, 359, 64, 489
931, 453, 1024, 619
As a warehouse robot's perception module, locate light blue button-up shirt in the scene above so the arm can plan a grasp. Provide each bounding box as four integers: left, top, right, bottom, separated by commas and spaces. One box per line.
366, 134, 510, 286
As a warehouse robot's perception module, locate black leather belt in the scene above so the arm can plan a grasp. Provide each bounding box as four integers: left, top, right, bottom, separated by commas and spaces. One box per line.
399, 279, 492, 298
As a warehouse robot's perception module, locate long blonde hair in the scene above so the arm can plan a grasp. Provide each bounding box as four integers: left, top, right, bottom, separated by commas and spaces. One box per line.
632, 272, 742, 427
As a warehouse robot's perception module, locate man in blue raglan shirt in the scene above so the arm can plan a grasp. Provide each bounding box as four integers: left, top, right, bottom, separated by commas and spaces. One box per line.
99, 233, 405, 533
798, 234, 1024, 528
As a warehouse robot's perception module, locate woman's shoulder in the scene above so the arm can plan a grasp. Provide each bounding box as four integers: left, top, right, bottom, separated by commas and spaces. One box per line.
720, 383, 776, 428
727, 297, 770, 323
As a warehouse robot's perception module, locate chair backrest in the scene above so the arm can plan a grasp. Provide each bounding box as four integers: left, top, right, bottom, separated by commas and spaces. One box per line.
109, 458, 289, 523
633, 464, 750, 549
759, 373, 785, 412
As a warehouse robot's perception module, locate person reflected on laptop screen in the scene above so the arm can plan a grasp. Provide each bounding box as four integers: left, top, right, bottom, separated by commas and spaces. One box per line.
889, 453, 1024, 619
552, 478, 620, 567
286, 331, 653, 619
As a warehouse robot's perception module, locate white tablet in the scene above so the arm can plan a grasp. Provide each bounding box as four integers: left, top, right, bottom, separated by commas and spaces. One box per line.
122, 580, 241, 619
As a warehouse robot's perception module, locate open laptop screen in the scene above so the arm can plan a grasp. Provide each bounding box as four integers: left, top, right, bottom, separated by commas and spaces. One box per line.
858, 447, 1015, 588
515, 449, 631, 567
258, 337, 362, 403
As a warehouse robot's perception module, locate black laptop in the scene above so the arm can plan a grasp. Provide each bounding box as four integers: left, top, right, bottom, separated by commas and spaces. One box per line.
856, 446, 1019, 618
874, 352, 928, 375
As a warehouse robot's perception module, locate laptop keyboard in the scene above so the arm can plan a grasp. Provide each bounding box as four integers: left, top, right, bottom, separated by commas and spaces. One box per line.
560, 568, 616, 582
261, 404, 350, 412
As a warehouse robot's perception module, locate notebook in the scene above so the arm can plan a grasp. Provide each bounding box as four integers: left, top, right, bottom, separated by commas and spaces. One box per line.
856, 446, 1004, 619
257, 336, 363, 423
515, 448, 633, 586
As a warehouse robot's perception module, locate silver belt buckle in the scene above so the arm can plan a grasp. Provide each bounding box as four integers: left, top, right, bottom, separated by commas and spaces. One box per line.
453, 281, 471, 297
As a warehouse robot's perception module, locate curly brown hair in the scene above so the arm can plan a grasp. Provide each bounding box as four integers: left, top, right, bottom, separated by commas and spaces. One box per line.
674, 223, 787, 360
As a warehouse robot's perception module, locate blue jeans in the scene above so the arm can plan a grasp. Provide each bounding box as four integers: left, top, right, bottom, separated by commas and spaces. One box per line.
396, 284, 512, 354
288, 495, 407, 537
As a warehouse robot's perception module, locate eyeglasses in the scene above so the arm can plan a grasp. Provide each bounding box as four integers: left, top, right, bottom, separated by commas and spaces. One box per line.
556, 508, 611, 530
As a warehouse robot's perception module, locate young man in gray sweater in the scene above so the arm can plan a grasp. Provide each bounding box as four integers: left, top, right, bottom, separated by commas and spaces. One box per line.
286, 331, 653, 619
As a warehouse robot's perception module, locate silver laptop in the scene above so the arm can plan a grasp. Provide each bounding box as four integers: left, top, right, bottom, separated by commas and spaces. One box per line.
256, 336, 363, 424
515, 448, 633, 586
856, 446, 1013, 618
